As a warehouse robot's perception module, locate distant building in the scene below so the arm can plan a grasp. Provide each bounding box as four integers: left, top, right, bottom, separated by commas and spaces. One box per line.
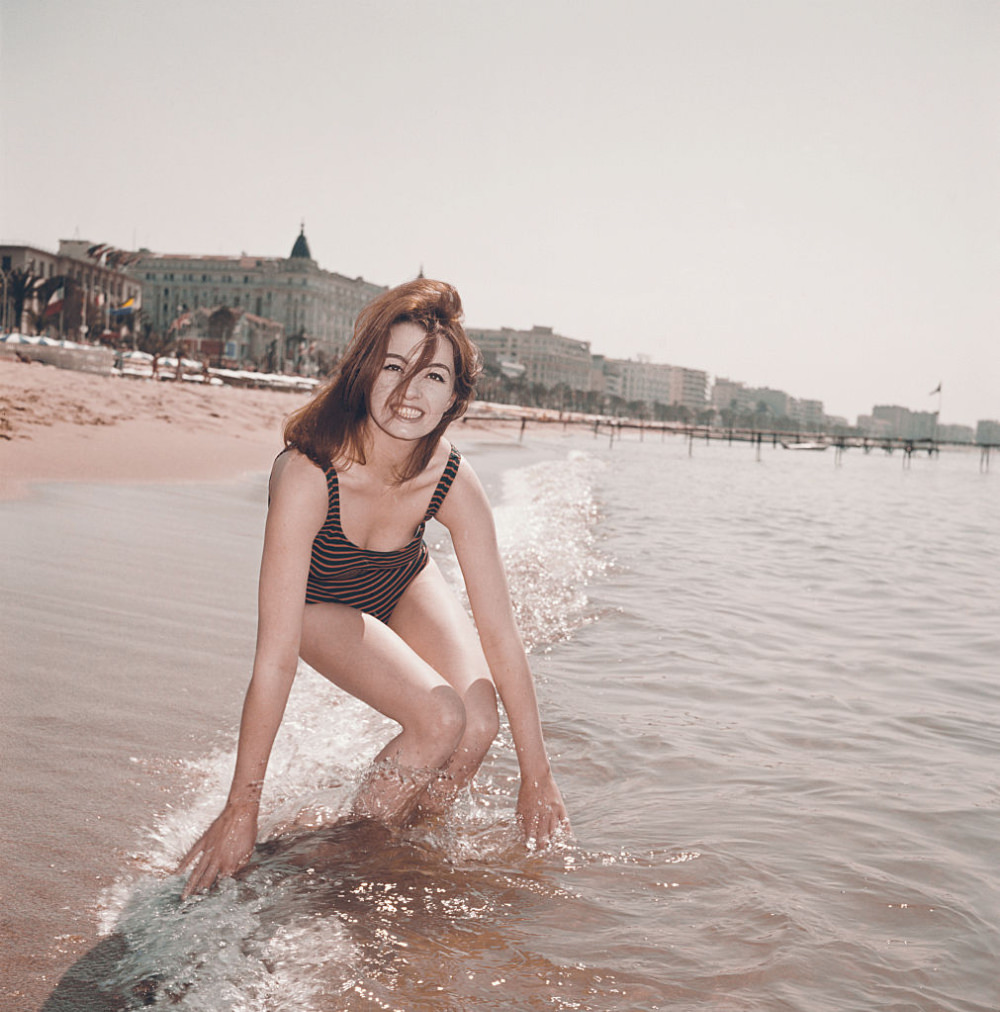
1, 240, 143, 338
791, 398, 825, 430
673, 365, 709, 411
467, 324, 595, 392
711, 377, 755, 415
603, 357, 671, 407
127, 226, 386, 366
935, 424, 974, 444
868, 405, 937, 439
603, 356, 707, 412
754, 387, 792, 417
976, 419, 1000, 444
856, 414, 894, 437
711, 377, 826, 428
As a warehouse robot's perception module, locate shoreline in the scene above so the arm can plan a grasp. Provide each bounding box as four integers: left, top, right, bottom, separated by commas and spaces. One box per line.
0, 405, 567, 1010
0, 359, 536, 499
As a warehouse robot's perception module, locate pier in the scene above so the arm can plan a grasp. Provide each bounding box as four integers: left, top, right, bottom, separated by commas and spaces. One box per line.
466, 404, 996, 472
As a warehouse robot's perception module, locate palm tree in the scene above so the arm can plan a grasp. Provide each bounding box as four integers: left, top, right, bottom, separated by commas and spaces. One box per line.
4, 268, 50, 333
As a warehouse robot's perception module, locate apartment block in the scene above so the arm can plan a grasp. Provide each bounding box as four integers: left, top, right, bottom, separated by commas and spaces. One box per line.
467, 324, 594, 392
867, 405, 938, 439
604, 357, 707, 412
976, 419, 1000, 443
711, 377, 755, 414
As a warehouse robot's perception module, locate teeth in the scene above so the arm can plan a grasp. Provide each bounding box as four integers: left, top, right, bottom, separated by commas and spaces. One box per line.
395, 408, 422, 420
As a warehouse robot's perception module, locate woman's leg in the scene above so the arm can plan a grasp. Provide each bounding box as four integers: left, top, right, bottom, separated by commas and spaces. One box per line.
299, 601, 467, 825
388, 559, 500, 814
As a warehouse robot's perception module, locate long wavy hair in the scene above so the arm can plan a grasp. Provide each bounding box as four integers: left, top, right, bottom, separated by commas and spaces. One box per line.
284, 278, 482, 483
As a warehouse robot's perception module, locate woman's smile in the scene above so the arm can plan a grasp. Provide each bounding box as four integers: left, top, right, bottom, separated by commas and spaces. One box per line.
369, 321, 456, 441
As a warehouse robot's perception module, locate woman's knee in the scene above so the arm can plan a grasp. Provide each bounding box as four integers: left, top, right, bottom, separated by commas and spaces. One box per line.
464, 680, 500, 753
413, 684, 467, 757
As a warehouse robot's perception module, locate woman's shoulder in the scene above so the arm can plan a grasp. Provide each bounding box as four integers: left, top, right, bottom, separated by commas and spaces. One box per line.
415, 436, 460, 482
433, 443, 491, 522
269, 447, 329, 501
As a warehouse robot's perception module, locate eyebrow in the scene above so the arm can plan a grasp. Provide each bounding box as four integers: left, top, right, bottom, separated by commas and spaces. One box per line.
385, 352, 452, 374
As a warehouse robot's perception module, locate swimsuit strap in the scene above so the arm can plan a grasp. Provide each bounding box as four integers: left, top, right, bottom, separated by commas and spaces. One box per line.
423, 445, 462, 522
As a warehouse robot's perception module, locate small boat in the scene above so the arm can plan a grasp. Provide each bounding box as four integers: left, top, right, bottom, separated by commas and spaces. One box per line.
781, 440, 828, 451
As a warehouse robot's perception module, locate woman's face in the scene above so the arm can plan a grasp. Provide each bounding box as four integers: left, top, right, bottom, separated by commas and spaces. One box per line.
368, 321, 456, 442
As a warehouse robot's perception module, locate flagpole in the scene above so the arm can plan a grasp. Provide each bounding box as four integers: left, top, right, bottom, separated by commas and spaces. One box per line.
929, 382, 943, 443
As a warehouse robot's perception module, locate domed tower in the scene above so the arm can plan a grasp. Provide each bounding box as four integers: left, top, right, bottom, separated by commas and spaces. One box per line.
289, 222, 314, 262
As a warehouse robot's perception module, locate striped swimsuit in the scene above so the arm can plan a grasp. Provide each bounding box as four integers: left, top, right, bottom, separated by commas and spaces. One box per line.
304, 446, 462, 623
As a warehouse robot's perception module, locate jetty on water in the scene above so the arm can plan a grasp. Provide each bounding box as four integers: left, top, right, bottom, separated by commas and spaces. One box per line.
465, 403, 996, 473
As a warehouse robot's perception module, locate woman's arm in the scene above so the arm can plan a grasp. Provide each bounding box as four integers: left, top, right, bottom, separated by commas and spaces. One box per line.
178, 453, 327, 896
436, 461, 569, 845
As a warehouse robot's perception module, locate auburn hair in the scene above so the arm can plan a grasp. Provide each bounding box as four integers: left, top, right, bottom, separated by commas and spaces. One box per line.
283, 278, 482, 483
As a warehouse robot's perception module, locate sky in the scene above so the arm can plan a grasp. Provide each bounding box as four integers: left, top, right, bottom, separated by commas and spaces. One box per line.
1, 0, 997, 425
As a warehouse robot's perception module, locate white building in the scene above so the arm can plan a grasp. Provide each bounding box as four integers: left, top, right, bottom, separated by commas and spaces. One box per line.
1, 240, 143, 337
975, 419, 1000, 443
467, 324, 595, 392
604, 357, 707, 412
128, 227, 386, 364
790, 398, 825, 430
711, 377, 755, 414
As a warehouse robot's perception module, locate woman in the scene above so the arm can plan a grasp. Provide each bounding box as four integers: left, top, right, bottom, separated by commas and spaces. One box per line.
179, 279, 568, 898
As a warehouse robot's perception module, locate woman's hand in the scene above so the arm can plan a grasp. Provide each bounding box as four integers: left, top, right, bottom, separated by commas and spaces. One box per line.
177, 802, 259, 899
517, 771, 570, 849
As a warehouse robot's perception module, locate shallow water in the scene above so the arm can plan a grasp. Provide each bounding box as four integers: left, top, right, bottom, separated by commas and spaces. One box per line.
6, 433, 999, 1010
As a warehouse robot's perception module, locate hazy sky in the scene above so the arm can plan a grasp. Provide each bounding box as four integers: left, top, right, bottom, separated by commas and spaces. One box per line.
2, 0, 997, 424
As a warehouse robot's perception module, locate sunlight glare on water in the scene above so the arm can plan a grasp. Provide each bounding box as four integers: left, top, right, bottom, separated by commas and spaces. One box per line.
66, 437, 1000, 1011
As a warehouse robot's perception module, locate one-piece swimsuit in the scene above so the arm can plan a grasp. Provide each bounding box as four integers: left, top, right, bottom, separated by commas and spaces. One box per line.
304, 445, 462, 623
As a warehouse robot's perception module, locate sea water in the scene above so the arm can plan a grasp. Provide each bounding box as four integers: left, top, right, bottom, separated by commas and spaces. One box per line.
20, 433, 1000, 1010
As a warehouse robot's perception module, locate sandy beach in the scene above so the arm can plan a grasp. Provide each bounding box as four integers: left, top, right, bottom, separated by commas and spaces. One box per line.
0, 359, 310, 498
0, 359, 534, 499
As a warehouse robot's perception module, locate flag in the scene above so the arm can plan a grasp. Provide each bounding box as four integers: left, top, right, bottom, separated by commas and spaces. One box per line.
929, 382, 942, 396
110, 296, 136, 317
44, 286, 65, 316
